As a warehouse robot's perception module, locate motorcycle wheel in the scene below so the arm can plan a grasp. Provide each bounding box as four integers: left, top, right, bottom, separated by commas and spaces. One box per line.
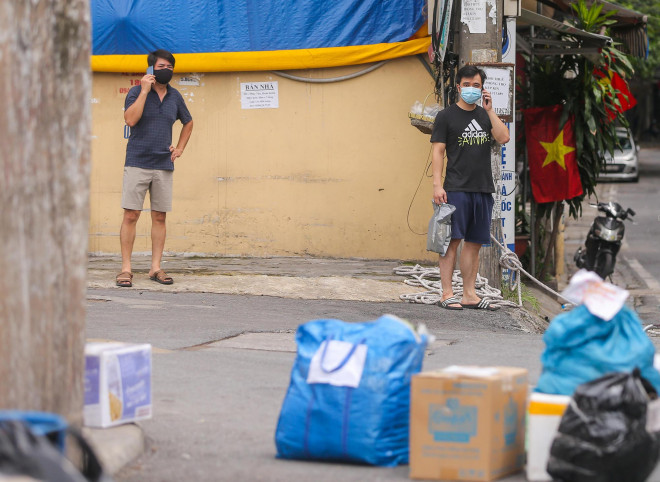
595, 251, 615, 279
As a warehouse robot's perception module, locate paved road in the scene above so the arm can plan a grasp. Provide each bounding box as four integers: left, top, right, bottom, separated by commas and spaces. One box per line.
611, 147, 660, 291
591, 147, 660, 320
86, 286, 660, 481
86, 289, 545, 482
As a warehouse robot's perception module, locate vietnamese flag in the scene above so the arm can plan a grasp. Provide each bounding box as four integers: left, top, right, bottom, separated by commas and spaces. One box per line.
524, 105, 583, 203
594, 69, 637, 121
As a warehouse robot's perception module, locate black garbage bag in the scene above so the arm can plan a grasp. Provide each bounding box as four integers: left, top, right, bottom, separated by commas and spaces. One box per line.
0, 420, 111, 482
547, 369, 660, 482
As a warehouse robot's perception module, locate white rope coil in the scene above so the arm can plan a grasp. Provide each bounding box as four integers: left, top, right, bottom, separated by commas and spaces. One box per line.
393, 265, 519, 308
394, 234, 575, 309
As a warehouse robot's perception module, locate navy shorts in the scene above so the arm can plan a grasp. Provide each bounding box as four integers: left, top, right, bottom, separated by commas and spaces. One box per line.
446, 191, 494, 245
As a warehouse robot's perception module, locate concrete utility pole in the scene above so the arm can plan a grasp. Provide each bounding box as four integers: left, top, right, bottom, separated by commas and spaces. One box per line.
0, 0, 91, 422
455, 0, 505, 289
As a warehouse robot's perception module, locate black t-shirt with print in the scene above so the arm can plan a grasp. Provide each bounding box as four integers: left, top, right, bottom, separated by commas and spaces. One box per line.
430, 103, 495, 193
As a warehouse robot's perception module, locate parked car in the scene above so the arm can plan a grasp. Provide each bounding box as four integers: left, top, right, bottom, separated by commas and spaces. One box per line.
598, 127, 640, 182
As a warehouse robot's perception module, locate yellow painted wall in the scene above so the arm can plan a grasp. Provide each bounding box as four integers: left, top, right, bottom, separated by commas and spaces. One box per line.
89, 57, 438, 260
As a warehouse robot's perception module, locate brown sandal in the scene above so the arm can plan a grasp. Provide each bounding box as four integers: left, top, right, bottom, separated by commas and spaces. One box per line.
116, 271, 133, 287
150, 269, 173, 285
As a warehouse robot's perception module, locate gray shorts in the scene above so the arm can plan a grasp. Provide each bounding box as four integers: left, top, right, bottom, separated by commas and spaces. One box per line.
121, 166, 173, 212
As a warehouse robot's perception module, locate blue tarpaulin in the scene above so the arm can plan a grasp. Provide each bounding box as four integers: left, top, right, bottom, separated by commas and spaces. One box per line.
92, 0, 427, 55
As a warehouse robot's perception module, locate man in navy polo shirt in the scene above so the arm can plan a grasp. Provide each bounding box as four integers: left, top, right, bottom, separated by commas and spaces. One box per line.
116, 49, 193, 288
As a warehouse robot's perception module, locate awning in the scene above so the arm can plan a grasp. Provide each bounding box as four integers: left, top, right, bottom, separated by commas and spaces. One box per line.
524, 0, 648, 59
517, 8, 611, 57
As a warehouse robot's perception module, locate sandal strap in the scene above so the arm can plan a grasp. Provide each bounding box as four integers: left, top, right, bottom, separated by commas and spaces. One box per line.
441, 296, 461, 307
478, 298, 490, 308
153, 270, 172, 281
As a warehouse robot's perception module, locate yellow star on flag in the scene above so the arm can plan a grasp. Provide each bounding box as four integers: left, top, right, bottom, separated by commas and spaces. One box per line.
539, 129, 575, 170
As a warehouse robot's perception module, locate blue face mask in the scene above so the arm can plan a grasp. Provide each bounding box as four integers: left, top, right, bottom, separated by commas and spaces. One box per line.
460, 86, 482, 104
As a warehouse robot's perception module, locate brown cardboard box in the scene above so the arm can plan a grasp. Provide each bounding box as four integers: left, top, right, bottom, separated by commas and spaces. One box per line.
409, 366, 528, 481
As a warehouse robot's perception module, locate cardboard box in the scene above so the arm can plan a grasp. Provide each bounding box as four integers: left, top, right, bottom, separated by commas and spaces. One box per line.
526, 392, 570, 481
410, 366, 528, 481
84, 342, 152, 428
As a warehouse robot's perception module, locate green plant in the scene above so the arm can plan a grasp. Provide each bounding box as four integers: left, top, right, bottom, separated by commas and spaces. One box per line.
520, 0, 635, 278
501, 280, 541, 314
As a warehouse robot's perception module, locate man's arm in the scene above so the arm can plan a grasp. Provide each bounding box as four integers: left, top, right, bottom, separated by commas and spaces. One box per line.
124, 74, 155, 127
481, 89, 510, 144
432, 142, 447, 204
170, 120, 194, 161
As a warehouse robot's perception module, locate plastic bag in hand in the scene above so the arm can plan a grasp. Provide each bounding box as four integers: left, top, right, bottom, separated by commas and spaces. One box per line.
427, 202, 455, 255
547, 369, 660, 482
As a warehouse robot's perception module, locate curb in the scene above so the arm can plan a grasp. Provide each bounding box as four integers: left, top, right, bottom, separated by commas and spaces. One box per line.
82, 423, 145, 476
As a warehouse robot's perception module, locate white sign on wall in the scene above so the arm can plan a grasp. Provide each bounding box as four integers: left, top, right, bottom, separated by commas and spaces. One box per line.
461, 0, 487, 33
483, 66, 513, 118
240, 81, 279, 109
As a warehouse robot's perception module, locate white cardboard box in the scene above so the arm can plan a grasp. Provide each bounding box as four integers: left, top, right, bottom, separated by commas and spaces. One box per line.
526, 392, 570, 481
84, 342, 152, 428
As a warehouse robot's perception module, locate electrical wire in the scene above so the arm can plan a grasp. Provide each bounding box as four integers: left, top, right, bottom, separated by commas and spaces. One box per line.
499, 170, 521, 197
271, 61, 389, 84
406, 146, 433, 236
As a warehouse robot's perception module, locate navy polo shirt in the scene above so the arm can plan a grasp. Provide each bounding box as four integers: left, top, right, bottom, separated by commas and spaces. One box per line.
124, 84, 192, 171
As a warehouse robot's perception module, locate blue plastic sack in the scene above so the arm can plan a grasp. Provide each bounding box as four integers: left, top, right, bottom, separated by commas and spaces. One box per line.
0, 411, 67, 453
535, 305, 660, 395
0, 411, 110, 481
275, 314, 427, 466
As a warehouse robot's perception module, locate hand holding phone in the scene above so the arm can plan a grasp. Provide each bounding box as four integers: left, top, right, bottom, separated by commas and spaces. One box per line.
141, 66, 155, 93
482, 89, 492, 110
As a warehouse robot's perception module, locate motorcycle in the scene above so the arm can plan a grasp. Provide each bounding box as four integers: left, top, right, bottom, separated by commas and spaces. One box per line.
574, 202, 635, 280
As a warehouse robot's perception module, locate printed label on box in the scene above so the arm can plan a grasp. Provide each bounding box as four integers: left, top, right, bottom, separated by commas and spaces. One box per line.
504, 397, 518, 446
117, 349, 152, 419
429, 399, 478, 443
84, 356, 100, 405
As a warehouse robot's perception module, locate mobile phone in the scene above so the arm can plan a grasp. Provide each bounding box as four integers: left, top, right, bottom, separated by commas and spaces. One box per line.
146, 66, 154, 75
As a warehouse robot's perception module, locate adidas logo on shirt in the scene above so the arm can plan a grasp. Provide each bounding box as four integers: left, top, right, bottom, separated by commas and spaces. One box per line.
459, 119, 489, 146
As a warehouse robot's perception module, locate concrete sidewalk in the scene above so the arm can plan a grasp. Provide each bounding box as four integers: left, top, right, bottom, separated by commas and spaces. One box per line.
89, 256, 422, 303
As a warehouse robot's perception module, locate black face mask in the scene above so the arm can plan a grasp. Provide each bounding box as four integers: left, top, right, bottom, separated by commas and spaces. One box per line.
154, 68, 173, 84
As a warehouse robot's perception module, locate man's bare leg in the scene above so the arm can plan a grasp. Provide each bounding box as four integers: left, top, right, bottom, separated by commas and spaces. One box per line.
120, 209, 141, 274
438, 238, 462, 308
148, 210, 167, 277
459, 241, 482, 305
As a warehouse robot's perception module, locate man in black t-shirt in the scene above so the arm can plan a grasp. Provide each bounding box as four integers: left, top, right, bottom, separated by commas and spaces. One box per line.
430, 65, 510, 311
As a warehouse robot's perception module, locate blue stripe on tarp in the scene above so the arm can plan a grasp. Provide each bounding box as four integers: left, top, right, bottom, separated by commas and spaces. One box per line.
91, 0, 426, 55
